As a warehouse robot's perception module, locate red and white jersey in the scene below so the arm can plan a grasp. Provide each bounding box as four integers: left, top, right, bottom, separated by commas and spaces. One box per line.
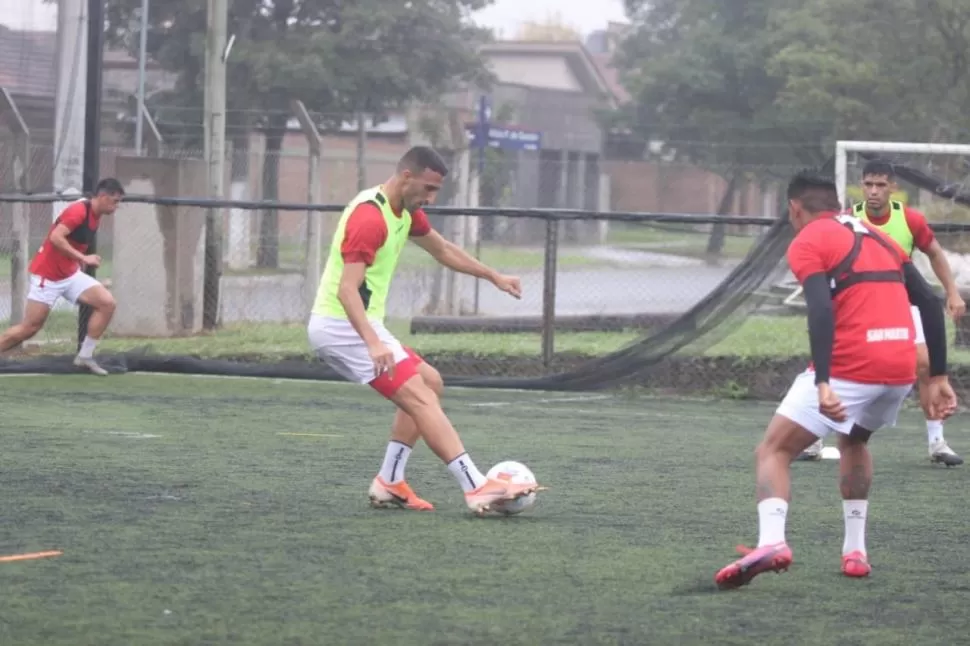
29, 200, 100, 281
340, 202, 431, 265
787, 213, 916, 385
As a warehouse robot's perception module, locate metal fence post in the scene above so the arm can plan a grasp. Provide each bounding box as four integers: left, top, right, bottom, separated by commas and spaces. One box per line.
291, 100, 323, 312
0, 87, 30, 324
541, 217, 558, 371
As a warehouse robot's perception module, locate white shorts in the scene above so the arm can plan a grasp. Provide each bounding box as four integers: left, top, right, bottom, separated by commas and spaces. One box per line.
776, 371, 913, 438
307, 314, 411, 384
911, 305, 925, 345
27, 271, 100, 308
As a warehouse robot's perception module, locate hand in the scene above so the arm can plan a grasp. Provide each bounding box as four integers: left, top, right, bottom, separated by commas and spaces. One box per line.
81, 254, 102, 268
924, 376, 958, 421
367, 341, 396, 379
817, 382, 847, 422
946, 291, 966, 319
493, 274, 522, 299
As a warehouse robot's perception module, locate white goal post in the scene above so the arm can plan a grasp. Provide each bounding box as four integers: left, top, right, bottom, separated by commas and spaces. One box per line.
835, 140, 970, 207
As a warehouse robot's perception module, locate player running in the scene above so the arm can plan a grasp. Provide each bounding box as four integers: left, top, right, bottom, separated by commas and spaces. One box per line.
798, 159, 965, 466
0, 178, 122, 375
307, 145, 542, 515
715, 171, 956, 590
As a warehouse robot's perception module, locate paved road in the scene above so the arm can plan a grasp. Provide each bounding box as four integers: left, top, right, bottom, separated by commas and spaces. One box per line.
0, 251, 740, 325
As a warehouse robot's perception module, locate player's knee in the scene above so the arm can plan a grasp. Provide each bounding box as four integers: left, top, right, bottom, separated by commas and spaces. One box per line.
98, 292, 117, 313
393, 376, 439, 415
420, 364, 444, 396
81, 286, 115, 312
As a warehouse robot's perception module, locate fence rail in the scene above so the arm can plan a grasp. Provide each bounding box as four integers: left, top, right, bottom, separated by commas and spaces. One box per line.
0, 192, 780, 224
0, 194, 784, 368
4, 194, 970, 390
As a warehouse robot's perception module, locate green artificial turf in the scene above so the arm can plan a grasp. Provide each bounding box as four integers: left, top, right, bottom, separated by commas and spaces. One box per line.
1, 375, 969, 645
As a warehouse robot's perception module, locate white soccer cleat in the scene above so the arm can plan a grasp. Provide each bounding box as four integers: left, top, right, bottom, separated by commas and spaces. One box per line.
929, 440, 963, 467
73, 355, 108, 376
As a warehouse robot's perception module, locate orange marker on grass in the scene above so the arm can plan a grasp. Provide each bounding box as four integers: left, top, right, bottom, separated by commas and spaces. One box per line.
0, 550, 62, 563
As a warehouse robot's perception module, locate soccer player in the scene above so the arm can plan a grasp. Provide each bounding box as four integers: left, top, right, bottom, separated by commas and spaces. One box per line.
715, 172, 957, 590
798, 159, 965, 466
307, 145, 542, 515
0, 178, 123, 375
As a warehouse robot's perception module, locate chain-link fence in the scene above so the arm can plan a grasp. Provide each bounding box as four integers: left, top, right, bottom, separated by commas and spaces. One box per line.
5, 137, 970, 399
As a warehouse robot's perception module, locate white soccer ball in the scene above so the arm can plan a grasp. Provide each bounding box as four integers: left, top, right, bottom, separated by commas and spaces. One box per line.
486, 460, 538, 515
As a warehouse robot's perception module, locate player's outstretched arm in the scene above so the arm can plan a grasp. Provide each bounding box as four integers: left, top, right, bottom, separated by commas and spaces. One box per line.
904, 262, 948, 377
411, 230, 522, 298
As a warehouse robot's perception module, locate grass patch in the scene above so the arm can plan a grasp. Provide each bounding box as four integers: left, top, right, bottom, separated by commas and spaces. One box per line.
18, 313, 970, 365
1, 375, 968, 645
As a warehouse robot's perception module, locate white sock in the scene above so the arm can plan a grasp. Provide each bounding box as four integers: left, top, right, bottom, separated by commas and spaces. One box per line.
79, 336, 99, 359
756, 498, 788, 547
378, 441, 412, 484
927, 420, 944, 445
842, 500, 868, 556
447, 453, 487, 493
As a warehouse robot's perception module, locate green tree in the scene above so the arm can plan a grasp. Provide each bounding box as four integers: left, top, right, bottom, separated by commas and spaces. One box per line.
616, 0, 830, 254
768, 0, 970, 142
103, 0, 494, 267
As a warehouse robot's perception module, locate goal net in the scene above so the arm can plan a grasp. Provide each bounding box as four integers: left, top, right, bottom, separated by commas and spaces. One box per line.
836, 140, 970, 286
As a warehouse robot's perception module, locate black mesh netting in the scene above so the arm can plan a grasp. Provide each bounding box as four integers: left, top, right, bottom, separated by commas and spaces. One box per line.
3, 154, 966, 391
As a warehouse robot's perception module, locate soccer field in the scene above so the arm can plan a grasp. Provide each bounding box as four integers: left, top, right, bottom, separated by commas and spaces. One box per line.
2, 375, 969, 645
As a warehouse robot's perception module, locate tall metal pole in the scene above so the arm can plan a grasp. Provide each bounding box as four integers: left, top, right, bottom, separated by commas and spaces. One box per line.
78, 0, 105, 349
134, 0, 149, 155
202, 0, 227, 329
53, 0, 88, 222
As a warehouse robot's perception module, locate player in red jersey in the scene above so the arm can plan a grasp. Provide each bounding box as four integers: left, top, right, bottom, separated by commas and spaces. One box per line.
715, 171, 957, 590
0, 178, 123, 375
798, 159, 965, 465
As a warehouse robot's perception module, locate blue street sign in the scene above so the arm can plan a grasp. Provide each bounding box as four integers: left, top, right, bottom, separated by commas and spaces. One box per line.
466, 125, 542, 151
468, 94, 542, 155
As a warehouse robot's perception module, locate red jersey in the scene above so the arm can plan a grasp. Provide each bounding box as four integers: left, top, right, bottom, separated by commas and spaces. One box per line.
863, 205, 936, 252
340, 203, 431, 265
787, 214, 916, 385
29, 200, 100, 281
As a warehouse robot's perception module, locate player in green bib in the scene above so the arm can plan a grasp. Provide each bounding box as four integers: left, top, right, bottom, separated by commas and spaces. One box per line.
307, 146, 543, 514
798, 159, 965, 466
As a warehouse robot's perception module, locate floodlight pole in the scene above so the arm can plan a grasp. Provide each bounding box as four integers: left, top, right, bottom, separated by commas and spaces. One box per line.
134, 0, 149, 155
202, 0, 228, 330
77, 0, 105, 351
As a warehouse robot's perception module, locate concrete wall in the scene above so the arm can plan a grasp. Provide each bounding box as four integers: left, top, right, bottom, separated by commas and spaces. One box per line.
111, 156, 207, 336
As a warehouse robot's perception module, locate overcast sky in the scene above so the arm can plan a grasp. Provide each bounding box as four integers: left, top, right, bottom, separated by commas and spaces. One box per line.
0, 0, 628, 38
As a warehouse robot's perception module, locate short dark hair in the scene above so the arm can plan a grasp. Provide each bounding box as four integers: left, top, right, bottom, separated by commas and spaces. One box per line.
787, 170, 841, 214
861, 159, 895, 180
95, 177, 125, 196
397, 146, 448, 177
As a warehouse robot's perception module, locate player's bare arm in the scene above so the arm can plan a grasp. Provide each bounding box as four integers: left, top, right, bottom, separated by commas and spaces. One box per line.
921, 239, 965, 318
336, 261, 395, 378
49, 223, 100, 267
410, 230, 522, 299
